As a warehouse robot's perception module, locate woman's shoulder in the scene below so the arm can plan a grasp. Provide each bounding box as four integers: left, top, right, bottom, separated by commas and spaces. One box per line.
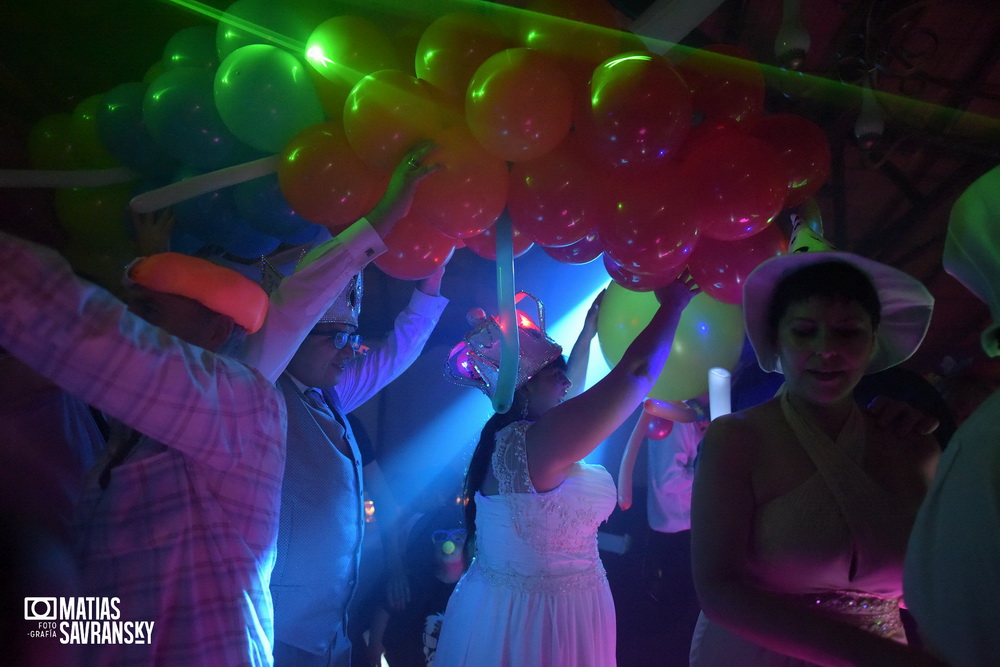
700, 400, 781, 465
708, 399, 781, 440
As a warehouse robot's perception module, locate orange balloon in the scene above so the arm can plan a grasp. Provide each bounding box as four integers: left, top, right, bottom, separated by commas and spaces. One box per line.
373, 212, 456, 280
344, 70, 453, 171
466, 48, 574, 162
409, 126, 510, 239
415, 12, 512, 100
520, 0, 623, 86
278, 121, 387, 230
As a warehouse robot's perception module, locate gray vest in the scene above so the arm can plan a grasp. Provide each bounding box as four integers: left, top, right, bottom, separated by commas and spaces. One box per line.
271, 373, 364, 653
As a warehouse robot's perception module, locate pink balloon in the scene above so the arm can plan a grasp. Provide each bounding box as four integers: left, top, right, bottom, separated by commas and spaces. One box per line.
464, 218, 534, 260
603, 253, 680, 292
647, 415, 674, 440
541, 230, 603, 265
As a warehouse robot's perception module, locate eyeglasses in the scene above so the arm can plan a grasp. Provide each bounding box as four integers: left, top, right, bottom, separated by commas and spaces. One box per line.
431, 529, 467, 544
308, 330, 363, 351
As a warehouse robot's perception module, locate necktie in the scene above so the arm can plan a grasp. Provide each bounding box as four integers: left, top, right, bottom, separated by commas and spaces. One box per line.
303, 388, 350, 454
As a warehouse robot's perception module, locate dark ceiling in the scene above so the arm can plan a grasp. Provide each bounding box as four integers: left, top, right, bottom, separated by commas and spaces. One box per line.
2, 0, 999, 377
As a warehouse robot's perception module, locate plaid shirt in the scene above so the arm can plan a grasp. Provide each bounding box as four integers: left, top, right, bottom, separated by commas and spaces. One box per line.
0, 233, 287, 667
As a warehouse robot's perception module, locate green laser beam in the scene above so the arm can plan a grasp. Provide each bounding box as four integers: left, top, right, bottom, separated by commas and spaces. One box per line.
162, 0, 998, 141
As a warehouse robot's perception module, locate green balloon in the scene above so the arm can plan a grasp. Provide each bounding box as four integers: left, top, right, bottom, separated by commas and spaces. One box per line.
28, 113, 78, 170
71, 94, 119, 169
214, 44, 325, 154
597, 283, 745, 401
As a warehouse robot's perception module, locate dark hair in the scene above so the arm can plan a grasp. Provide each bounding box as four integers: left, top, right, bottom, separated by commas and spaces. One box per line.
768, 260, 881, 342
462, 355, 567, 552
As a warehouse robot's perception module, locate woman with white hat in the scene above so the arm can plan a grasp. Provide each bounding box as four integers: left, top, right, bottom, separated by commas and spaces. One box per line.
689, 226, 945, 666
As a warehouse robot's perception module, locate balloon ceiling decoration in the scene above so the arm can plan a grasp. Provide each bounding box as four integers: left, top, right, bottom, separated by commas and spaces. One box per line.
7, 0, 839, 402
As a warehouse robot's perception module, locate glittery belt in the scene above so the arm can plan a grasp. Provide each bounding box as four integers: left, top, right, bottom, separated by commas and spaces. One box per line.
469, 559, 608, 594
796, 590, 903, 638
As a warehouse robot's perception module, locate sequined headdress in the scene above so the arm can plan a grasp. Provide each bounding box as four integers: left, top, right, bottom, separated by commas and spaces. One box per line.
445, 292, 563, 398
261, 255, 363, 328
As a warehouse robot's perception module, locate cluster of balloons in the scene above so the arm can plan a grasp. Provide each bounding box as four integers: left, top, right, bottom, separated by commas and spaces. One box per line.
23, 0, 835, 399
26, 0, 828, 280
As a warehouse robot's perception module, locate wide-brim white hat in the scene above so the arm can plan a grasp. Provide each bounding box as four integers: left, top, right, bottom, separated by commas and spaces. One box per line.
743, 250, 934, 374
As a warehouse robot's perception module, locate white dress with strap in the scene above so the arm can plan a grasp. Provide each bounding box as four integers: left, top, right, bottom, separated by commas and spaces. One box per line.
434, 421, 619, 667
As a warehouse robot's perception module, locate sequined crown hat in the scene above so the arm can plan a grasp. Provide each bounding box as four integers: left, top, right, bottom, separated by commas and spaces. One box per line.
445, 292, 563, 399
261, 255, 363, 328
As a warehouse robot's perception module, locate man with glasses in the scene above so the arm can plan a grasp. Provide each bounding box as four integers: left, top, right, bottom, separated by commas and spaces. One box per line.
271, 263, 449, 667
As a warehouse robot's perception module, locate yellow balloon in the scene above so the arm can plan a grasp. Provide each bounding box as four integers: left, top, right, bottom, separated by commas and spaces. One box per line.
597, 282, 745, 401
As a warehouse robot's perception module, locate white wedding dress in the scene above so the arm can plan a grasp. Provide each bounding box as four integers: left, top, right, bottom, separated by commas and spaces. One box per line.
434, 421, 618, 667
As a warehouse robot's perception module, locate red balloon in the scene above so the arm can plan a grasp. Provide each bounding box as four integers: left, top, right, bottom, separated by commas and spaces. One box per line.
542, 230, 604, 264
603, 252, 680, 292
373, 212, 456, 280
676, 45, 765, 127
585, 52, 692, 169
409, 126, 510, 239
686, 223, 788, 304
466, 48, 575, 162
679, 132, 787, 241
278, 121, 388, 231
464, 218, 534, 260
344, 70, 453, 171
647, 415, 674, 440
749, 114, 832, 208
675, 118, 744, 162
596, 164, 700, 277
415, 12, 512, 100
508, 138, 601, 247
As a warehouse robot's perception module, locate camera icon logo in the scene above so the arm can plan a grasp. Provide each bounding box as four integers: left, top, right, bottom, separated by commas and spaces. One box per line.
24, 598, 57, 621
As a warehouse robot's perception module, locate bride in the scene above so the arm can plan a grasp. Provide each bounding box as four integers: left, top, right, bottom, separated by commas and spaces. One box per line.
435, 277, 698, 667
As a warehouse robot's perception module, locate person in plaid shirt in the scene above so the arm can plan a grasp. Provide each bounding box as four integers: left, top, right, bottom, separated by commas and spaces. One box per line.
0, 232, 285, 666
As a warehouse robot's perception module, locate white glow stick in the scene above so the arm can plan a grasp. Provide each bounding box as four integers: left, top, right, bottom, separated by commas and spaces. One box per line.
129, 155, 279, 213
0, 167, 137, 188
708, 367, 732, 420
